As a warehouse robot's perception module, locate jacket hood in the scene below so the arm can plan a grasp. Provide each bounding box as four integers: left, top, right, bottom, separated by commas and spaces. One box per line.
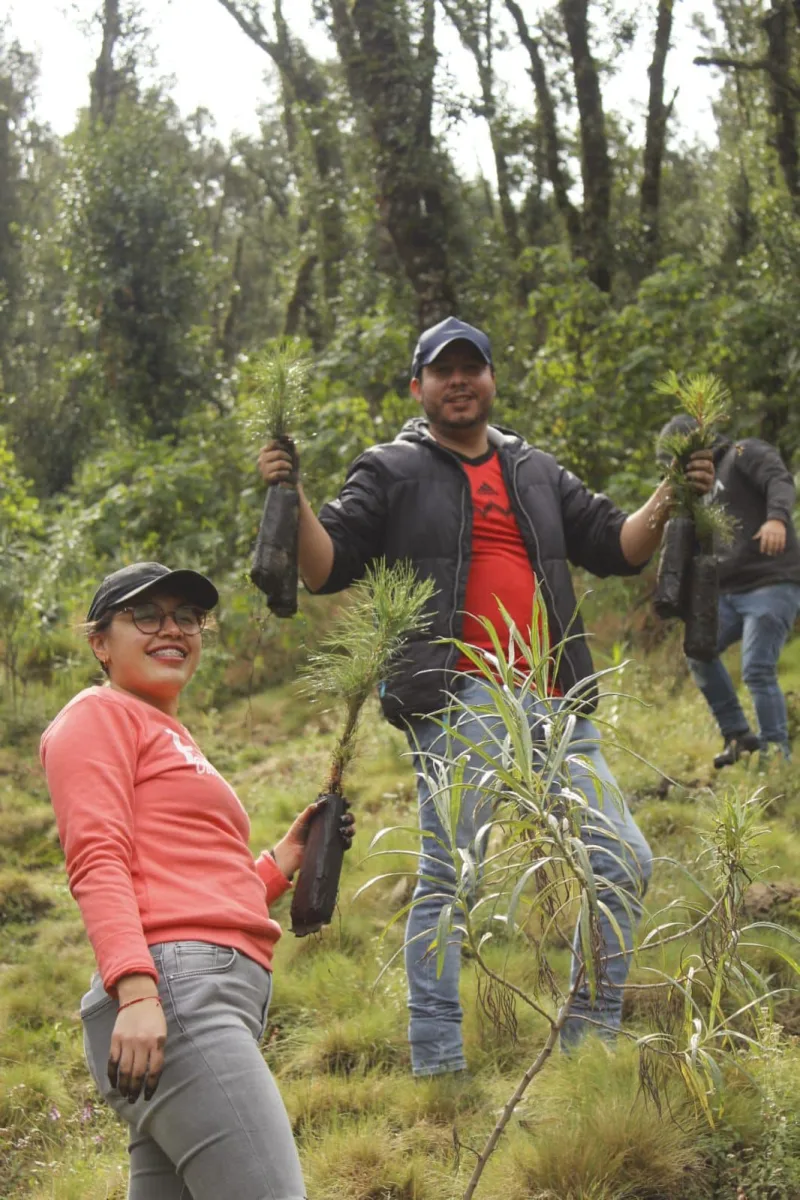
397, 416, 526, 452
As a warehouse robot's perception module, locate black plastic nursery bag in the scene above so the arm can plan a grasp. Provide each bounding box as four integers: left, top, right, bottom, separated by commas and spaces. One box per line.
653, 516, 695, 620
250, 436, 299, 618
290, 793, 350, 937
682, 553, 719, 662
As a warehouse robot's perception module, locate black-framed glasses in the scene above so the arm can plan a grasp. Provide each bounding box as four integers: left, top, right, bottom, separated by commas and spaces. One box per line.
119, 602, 207, 636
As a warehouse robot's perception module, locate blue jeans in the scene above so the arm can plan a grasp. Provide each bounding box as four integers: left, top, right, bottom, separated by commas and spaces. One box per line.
404, 677, 653, 1076
687, 582, 800, 757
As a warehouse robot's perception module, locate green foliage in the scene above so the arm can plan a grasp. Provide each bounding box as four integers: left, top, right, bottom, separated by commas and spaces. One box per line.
361, 603, 800, 1197
2, 595, 800, 1198
654, 371, 736, 546
240, 339, 312, 443
63, 93, 217, 439
303, 559, 436, 791
0, 431, 42, 540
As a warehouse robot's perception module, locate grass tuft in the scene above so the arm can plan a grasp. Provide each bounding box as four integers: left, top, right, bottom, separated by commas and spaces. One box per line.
0, 871, 54, 925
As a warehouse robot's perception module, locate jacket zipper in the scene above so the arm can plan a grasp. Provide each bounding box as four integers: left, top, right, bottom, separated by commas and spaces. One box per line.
417, 433, 472, 678
506, 449, 579, 692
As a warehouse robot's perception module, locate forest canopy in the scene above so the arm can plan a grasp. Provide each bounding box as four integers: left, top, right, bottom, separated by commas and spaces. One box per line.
1, 0, 800, 697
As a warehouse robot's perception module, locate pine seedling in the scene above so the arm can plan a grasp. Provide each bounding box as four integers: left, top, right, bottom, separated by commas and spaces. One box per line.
241, 339, 311, 446
654, 371, 736, 548
245, 340, 312, 617
303, 560, 436, 794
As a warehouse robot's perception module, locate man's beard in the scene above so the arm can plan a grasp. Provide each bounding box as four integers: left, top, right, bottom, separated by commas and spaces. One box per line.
424, 394, 492, 433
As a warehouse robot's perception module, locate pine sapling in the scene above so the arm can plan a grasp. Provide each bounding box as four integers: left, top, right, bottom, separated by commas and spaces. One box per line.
290, 560, 435, 935
244, 340, 311, 618
653, 372, 734, 659
654, 371, 735, 549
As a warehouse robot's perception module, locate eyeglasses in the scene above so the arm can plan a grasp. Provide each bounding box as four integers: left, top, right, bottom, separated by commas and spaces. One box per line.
118, 602, 207, 636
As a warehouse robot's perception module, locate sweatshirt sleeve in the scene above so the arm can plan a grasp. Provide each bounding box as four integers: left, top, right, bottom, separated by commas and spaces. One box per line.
40, 695, 158, 992
253, 851, 293, 905
737, 440, 796, 526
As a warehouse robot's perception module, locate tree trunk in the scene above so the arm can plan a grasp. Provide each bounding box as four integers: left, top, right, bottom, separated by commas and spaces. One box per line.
216, 0, 347, 315
639, 0, 676, 278
505, 0, 582, 256
220, 233, 244, 366
762, 1, 799, 203
284, 252, 320, 339
441, 0, 521, 261
559, 0, 613, 291
89, 0, 123, 126
327, 0, 458, 325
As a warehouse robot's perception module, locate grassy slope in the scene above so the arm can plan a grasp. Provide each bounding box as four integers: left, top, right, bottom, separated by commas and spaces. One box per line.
2, 625, 800, 1200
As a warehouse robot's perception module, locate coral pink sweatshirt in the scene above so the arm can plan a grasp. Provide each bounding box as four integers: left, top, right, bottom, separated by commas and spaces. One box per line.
40, 686, 291, 992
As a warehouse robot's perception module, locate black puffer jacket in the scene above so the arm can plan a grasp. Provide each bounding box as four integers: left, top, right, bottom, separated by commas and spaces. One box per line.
712, 438, 800, 593
315, 419, 641, 726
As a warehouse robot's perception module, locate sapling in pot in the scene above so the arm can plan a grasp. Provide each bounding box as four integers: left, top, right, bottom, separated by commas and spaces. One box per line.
245, 341, 310, 618
290, 560, 435, 936
653, 372, 735, 660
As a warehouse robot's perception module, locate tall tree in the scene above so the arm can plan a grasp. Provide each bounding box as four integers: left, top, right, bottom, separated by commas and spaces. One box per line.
0, 33, 37, 385
639, 0, 677, 276
216, 0, 348, 332
559, 0, 613, 291
439, 0, 521, 261
66, 93, 216, 439
696, 0, 800, 207
504, 0, 581, 260
325, 0, 459, 325
89, 0, 123, 126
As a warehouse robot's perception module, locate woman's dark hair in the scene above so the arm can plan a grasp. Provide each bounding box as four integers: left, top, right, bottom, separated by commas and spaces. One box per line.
82, 611, 116, 676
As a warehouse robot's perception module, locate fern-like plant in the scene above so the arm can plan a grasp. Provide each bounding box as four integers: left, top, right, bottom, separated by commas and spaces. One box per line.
303, 560, 436, 794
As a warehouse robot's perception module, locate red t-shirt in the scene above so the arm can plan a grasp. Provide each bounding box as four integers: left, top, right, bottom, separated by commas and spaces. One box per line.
455, 449, 540, 673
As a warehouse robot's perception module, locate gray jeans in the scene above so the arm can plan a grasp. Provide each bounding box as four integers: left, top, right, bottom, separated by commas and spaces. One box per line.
81, 941, 305, 1200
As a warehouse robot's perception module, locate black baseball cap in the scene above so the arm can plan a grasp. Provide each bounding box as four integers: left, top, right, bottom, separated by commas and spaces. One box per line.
411, 316, 493, 378
87, 562, 219, 623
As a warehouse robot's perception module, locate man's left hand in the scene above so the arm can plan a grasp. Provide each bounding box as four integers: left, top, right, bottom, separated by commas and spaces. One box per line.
683, 449, 715, 495
754, 519, 786, 556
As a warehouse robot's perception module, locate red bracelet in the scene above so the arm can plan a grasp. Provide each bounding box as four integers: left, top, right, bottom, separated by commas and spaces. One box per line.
118, 995, 162, 1012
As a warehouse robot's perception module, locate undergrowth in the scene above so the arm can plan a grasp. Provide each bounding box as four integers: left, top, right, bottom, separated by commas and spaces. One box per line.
2, 605, 799, 1199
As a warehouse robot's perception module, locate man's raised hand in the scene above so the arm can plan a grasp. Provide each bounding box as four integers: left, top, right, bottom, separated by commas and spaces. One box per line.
258, 439, 297, 486
683, 449, 715, 495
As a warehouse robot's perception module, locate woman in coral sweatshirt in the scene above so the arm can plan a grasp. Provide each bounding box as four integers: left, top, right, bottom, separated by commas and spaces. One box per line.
41, 561, 353, 1200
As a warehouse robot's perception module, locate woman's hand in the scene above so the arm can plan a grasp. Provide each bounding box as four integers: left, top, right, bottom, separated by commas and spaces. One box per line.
108, 987, 167, 1103
272, 797, 356, 880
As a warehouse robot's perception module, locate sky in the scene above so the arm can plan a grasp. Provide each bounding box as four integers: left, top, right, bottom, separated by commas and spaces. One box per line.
8, 0, 722, 183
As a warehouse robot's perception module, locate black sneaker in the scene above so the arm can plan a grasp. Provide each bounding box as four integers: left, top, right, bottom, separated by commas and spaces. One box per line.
713, 732, 761, 769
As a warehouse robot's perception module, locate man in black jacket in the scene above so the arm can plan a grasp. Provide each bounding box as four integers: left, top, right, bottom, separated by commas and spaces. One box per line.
260, 317, 714, 1075
658, 416, 800, 767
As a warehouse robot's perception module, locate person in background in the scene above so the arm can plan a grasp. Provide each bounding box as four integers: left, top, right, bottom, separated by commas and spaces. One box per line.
657, 416, 800, 767
40, 561, 354, 1200
257, 316, 715, 1077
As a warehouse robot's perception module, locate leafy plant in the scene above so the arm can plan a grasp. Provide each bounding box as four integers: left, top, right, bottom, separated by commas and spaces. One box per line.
360, 600, 800, 1199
